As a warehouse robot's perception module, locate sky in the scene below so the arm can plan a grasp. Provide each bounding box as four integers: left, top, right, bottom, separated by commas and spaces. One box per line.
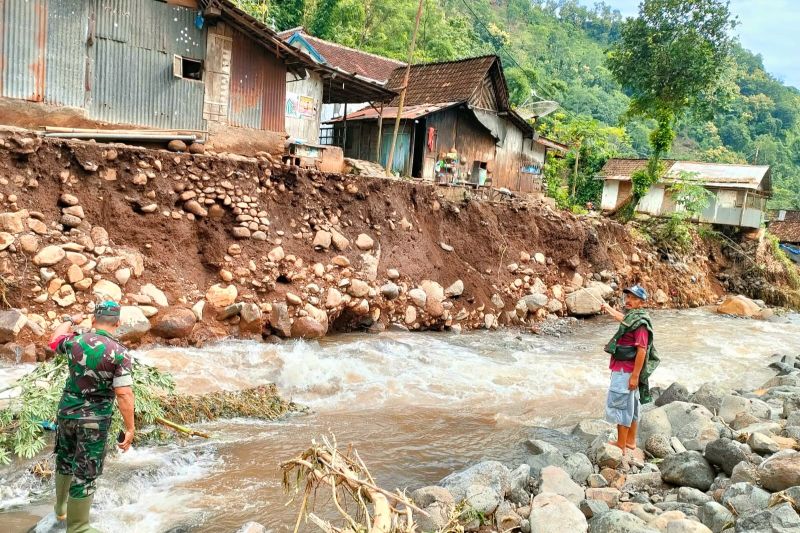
585, 0, 800, 89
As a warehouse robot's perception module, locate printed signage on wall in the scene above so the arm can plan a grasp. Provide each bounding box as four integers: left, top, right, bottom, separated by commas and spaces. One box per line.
299, 95, 315, 117
286, 92, 300, 119
286, 92, 316, 120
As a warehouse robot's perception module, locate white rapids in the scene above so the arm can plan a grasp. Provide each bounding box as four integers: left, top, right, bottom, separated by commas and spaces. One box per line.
1, 309, 795, 532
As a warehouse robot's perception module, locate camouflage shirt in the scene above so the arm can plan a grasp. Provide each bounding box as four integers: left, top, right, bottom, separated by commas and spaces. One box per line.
52, 329, 133, 420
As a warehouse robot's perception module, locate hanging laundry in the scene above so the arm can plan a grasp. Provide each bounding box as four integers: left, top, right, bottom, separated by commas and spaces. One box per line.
427, 127, 436, 152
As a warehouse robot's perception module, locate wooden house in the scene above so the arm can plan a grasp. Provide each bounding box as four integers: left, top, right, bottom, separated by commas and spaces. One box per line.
326, 55, 565, 192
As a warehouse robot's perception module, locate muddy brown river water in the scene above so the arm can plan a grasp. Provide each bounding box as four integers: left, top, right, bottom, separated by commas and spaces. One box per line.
0, 309, 792, 532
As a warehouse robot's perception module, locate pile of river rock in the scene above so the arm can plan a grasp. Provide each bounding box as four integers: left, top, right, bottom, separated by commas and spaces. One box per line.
401, 356, 800, 532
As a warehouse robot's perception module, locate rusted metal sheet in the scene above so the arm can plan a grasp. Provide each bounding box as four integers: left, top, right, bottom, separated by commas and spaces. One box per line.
93, 0, 204, 56
0, 0, 48, 102
89, 0, 205, 129
90, 38, 205, 129
45, 0, 89, 107
229, 28, 285, 132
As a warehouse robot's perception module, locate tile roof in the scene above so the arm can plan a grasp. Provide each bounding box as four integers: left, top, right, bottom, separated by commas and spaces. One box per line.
279, 28, 405, 83
769, 221, 800, 243
385, 55, 501, 107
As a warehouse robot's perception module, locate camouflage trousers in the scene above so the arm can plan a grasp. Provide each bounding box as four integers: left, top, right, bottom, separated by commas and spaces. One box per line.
55, 417, 111, 498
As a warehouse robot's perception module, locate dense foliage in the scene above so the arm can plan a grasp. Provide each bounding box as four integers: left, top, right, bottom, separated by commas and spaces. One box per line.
237, 0, 800, 208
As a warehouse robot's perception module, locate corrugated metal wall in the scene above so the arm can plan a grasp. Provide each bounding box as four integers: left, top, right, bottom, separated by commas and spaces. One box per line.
0, 0, 48, 101
229, 28, 285, 132
89, 0, 206, 129
45, 0, 89, 107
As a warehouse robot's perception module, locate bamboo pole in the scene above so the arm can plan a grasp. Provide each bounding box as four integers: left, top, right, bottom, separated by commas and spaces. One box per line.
385, 0, 424, 176
155, 416, 210, 439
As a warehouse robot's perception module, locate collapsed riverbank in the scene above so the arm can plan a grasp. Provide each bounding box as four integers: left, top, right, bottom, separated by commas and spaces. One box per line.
2, 129, 798, 363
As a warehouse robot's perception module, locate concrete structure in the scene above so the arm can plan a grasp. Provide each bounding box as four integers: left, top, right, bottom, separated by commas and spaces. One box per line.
0, 0, 392, 154
598, 159, 772, 229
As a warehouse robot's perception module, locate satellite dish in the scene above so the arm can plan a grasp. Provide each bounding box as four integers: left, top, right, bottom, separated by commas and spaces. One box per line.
516, 90, 560, 119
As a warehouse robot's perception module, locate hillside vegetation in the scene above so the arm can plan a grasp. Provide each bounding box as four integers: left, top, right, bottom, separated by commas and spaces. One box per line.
237, 0, 800, 209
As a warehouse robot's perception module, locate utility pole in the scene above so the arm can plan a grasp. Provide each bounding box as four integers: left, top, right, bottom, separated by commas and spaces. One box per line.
385, 0, 424, 175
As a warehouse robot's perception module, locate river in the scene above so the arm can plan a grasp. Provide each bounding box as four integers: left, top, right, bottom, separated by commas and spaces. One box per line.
0, 309, 794, 532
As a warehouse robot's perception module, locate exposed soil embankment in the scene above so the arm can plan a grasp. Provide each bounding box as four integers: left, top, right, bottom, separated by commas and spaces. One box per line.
0, 131, 785, 362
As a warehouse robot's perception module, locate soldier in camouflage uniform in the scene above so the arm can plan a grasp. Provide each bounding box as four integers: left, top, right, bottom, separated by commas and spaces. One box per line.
48, 301, 135, 533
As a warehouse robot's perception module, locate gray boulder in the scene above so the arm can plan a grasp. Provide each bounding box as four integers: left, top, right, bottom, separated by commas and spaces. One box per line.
440, 460, 510, 514
734, 502, 800, 533
588, 510, 658, 533
538, 465, 585, 505
659, 451, 716, 491
748, 432, 780, 455
721, 482, 770, 516
656, 382, 690, 407
639, 402, 719, 452
525, 439, 567, 477
698, 501, 734, 533
719, 395, 771, 424
116, 306, 152, 342
690, 383, 732, 414
581, 499, 610, 519
411, 486, 455, 532
564, 453, 594, 484
704, 438, 750, 476
508, 464, 532, 505
572, 419, 617, 446
678, 487, 712, 505
645, 434, 674, 459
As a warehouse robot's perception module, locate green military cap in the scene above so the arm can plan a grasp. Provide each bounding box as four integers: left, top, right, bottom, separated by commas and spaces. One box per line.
95, 300, 121, 318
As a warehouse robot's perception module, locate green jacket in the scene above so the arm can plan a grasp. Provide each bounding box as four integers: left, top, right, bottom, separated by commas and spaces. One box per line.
604, 308, 660, 404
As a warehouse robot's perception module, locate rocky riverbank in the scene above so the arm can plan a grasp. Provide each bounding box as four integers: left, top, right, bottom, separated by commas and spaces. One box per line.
0, 129, 796, 363
385, 355, 799, 533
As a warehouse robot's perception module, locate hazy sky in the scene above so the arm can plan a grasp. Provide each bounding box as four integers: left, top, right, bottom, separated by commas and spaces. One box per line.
585, 0, 800, 89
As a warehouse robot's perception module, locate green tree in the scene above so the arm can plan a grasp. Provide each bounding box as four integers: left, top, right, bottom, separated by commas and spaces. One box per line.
607, 0, 737, 218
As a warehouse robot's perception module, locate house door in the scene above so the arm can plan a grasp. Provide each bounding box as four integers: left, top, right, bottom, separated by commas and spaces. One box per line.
380, 128, 411, 175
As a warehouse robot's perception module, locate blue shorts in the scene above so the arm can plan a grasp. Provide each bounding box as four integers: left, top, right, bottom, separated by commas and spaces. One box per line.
605, 370, 640, 427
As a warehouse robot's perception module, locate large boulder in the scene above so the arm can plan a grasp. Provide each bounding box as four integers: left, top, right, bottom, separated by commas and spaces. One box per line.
116, 306, 151, 342
33, 245, 65, 266
572, 419, 616, 446
757, 450, 800, 492
689, 383, 732, 414
566, 285, 610, 316
719, 395, 771, 424
0, 309, 26, 343
440, 461, 510, 515
269, 303, 292, 338
734, 503, 800, 533
290, 317, 327, 339
588, 510, 658, 533
529, 493, 588, 533
639, 401, 719, 451
655, 382, 690, 407
93, 280, 122, 302
205, 284, 238, 308
704, 438, 751, 476
717, 295, 761, 317
539, 465, 585, 505
698, 501, 734, 533
411, 486, 454, 532
151, 308, 196, 339
721, 482, 770, 516
659, 451, 716, 491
